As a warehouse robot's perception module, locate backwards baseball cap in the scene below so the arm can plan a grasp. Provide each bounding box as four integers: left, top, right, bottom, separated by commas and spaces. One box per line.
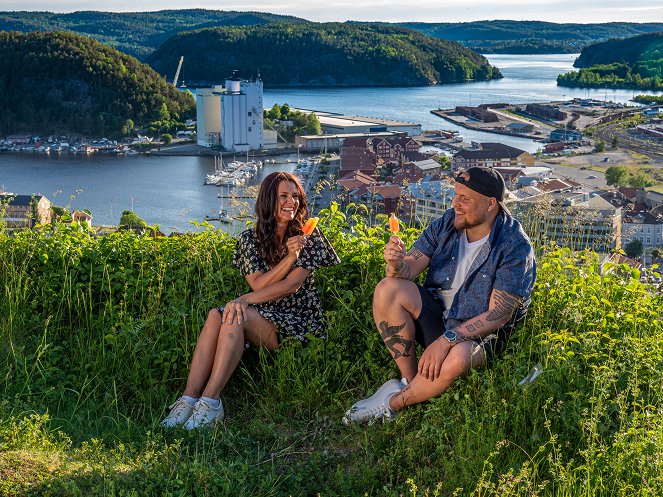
455, 167, 511, 215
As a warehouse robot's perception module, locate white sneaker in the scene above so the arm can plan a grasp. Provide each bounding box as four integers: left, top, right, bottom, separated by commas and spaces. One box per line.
183, 398, 224, 430
160, 397, 195, 428
342, 379, 403, 425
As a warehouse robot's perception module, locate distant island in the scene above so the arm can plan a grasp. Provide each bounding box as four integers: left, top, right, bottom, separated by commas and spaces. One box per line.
146, 23, 501, 87
0, 31, 195, 137
394, 21, 663, 54
557, 32, 663, 90
3, 10, 663, 57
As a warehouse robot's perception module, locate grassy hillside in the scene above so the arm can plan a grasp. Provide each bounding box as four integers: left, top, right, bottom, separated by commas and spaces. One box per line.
0, 205, 661, 495
558, 32, 663, 90
146, 23, 502, 87
0, 9, 308, 60
0, 30, 195, 137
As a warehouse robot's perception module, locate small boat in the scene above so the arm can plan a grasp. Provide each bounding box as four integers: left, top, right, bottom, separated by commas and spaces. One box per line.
218, 209, 232, 223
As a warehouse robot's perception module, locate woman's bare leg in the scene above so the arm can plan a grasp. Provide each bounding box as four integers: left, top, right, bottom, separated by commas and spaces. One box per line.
201, 307, 278, 399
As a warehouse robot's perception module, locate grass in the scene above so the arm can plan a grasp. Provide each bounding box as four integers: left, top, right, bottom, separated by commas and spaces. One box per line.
0, 206, 662, 496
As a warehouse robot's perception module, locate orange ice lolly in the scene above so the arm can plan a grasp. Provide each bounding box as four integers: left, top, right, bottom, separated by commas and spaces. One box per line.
389, 213, 400, 233
302, 217, 319, 235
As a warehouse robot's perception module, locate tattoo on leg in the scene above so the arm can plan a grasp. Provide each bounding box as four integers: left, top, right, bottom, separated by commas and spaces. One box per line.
378, 321, 413, 359
406, 248, 425, 260
487, 290, 523, 322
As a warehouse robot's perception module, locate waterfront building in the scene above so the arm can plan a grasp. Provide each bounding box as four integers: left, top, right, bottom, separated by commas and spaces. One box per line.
196, 74, 263, 152
452, 143, 534, 171
291, 108, 421, 136
340, 134, 420, 176
549, 128, 582, 142
0, 194, 51, 230
295, 131, 403, 152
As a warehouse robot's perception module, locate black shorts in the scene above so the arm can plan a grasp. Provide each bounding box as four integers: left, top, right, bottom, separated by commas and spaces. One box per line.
413, 285, 511, 364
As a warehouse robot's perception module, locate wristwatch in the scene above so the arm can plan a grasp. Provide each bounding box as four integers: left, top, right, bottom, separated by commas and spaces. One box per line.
443, 329, 458, 344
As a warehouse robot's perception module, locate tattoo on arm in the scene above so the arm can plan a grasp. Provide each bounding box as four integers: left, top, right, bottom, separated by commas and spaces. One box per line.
406, 248, 425, 260
487, 290, 523, 323
378, 321, 413, 359
389, 260, 411, 279
465, 319, 485, 334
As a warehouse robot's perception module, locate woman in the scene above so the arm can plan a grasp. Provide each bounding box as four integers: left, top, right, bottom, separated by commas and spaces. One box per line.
161, 171, 340, 429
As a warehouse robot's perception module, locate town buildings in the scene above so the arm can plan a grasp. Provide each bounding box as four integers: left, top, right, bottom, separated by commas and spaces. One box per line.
451, 143, 535, 171
0, 194, 51, 230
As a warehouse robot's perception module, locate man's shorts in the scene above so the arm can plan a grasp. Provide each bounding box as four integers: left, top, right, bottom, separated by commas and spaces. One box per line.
413, 285, 511, 364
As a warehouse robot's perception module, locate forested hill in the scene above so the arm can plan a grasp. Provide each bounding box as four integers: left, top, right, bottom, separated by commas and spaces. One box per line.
0, 31, 195, 136
394, 21, 663, 54
557, 32, 663, 90
146, 23, 501, 87
0, 10, 307, 60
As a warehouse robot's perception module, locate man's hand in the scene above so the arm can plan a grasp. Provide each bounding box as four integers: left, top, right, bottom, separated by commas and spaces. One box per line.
384, 235, 407, 276
418, 337, 452, 381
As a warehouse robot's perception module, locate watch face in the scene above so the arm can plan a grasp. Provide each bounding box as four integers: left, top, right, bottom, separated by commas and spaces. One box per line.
444, 330, 457, 343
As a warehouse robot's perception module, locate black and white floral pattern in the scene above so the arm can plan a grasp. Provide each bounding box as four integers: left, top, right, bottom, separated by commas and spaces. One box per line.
232, 227, 340, 342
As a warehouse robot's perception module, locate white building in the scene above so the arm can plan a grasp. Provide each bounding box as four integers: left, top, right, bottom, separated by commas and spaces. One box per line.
623, 211, 663, 250
196, 74, 264, 152
404, 178, 455, 225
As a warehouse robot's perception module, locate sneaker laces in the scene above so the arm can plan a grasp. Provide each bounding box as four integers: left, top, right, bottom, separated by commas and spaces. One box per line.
167, 398, 190, 417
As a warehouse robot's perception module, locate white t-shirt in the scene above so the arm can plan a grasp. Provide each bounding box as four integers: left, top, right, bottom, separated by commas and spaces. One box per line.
439, 230, 489, 310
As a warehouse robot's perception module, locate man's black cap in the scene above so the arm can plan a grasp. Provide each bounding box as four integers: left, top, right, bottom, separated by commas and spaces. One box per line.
455, 167, 510, 215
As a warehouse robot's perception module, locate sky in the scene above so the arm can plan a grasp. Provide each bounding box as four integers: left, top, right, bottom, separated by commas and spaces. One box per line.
6, 0, 663, 24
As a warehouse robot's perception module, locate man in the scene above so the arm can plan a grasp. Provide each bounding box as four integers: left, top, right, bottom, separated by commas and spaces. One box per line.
343, 166, 536, 425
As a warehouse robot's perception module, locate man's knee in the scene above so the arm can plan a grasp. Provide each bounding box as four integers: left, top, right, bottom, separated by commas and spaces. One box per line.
374, 277, 414, 304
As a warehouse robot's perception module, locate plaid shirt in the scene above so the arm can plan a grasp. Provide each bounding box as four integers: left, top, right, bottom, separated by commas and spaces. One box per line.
412, 209, 536, 331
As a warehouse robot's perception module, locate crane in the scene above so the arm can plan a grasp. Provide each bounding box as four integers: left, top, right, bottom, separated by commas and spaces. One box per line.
172, 56, 184, 88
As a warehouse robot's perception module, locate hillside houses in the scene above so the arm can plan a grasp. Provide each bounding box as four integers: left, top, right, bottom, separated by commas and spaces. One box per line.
0, 194, 51, 230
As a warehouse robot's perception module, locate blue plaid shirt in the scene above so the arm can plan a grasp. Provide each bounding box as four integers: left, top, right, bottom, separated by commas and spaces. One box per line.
412, 209, 536, 331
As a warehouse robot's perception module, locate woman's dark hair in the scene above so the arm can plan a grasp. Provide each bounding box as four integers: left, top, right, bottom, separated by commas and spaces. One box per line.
255, 171, 308, 265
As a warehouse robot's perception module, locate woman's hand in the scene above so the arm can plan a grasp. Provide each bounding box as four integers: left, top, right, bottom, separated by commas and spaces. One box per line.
222, 296, 249, 325
285, 235, 306, 260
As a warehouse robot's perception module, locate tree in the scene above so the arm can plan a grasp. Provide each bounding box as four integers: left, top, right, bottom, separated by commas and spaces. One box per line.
628, 171, 655, 188
433, 155, 451, 169
605, 165, 629, 187
651, 248, 662, 260
267, 104, 281, 120
122, 118, 134, 138
119, 210, 148, 229
593, 140, 606, 152
161, 133, 172, 145
624, 239, 644, 259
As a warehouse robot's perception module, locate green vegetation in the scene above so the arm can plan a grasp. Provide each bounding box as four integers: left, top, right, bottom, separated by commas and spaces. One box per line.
623, 239, 644, 258
633, 94, 663, 105
395, 20, 663, 54
146, 23, 502, 87
264, 104, 321, 141
119, 210, 148, 229
0, 9, 307, 60
557, 32, 663, 90
605, 165, 656, 188
4, 12, 663, 57
0, 31, 195, 137
1, 205, 662, 495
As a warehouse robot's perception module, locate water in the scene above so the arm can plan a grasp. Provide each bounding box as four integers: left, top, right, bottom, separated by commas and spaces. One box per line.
1, 54, 661, 233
